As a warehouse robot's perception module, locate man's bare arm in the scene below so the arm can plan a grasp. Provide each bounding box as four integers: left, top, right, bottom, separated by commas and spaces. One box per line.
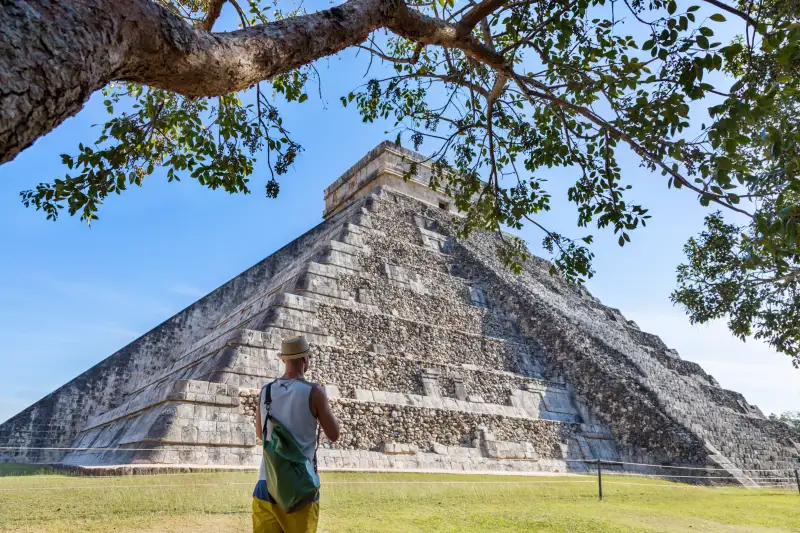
311, 384, 340, 442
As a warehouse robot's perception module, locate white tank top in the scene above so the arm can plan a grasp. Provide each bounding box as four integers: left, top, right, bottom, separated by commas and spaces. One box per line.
258, 378, 318, 481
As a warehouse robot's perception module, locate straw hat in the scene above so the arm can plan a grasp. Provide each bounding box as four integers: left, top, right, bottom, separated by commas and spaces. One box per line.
279, 335, 311, 360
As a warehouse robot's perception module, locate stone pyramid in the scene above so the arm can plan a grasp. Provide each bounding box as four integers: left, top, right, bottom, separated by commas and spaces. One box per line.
1, 142, 797, 483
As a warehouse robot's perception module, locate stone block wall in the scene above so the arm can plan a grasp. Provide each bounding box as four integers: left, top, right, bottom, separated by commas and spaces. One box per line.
360, 188, 798, 477
328, 399, 575, 454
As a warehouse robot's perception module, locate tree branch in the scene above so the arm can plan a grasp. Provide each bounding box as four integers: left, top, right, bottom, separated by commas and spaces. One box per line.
699, 0, 759, 27
357, 42, 424, 64
122, 0, 403, 97
389, 3, 509, 73
197, 0, 227, 31
457, 0, 508, 33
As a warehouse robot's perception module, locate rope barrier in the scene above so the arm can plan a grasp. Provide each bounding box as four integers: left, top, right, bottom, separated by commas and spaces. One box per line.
585, 472, 741, 480
5, 470, 260, 479
565, 459, 794, 473
576, 471, 796, 481
2, 477, 794, 493
2, 445, 796, 492
0, 446, 205, 452
6, 470, 790, 483
601, 481, 794, 491
0, 479, 600, 492
3, 447, 795, 473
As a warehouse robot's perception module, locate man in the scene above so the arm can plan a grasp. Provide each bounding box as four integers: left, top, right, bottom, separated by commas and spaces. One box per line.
253, 335, 340, 533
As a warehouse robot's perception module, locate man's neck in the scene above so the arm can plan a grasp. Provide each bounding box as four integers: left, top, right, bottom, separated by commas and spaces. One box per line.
281, 370, 305, 380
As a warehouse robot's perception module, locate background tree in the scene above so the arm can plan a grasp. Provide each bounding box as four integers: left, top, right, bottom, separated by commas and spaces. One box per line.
769, 410, 800, 433
2, 0, 799, 364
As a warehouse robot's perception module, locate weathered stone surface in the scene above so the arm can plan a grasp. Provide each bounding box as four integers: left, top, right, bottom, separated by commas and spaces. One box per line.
1, 142, 796, 483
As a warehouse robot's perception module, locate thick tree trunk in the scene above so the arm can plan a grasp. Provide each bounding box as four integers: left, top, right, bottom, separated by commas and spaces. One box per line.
0, 0, 499, 164
1, 0, 131, 164
0, 0, 396, 164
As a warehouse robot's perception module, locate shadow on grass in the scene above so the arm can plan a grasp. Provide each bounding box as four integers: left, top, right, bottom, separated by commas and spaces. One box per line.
0, 463, 56, 477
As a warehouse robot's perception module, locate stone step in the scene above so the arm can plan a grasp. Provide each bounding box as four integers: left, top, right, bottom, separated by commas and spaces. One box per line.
315, 302, 547, 377
318, 249, 361, 272
59, 443, 261, 468
260, 319, 329, 338
350, 388, 581, 424
418, 226, 452, 253
704, 441, 759, 487
339, 225, 368, 248
86, 380, 241, 431
131, 329, 282, 395
304, 260, 354, 280
327, 397, 597, 462
260, 304, 324, 326
322, 239, 364, 257
311, 345, 557, 407
210, 249, 341, 331
573, 436, 595, 460
316, 448, 581, 474
64, 385, 259, 467
295, 271, 352, 301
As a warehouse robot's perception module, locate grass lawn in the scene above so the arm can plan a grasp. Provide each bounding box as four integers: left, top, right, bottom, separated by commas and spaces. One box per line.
0, 470, 797, 532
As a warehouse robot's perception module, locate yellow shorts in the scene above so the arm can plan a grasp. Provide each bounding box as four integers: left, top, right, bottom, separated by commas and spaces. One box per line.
252, 497, 319, 533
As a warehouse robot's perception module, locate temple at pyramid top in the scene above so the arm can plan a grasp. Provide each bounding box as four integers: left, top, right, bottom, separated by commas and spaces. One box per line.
1, 142, 797, 485
324, 141, 455, 218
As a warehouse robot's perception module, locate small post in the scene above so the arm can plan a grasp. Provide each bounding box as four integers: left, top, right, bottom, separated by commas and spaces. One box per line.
597, 458, 603, 501
794, 469, 799, 495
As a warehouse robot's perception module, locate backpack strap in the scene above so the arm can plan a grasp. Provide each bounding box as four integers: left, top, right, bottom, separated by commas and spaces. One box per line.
309, 383, 322, 473
262, 381, 275, 437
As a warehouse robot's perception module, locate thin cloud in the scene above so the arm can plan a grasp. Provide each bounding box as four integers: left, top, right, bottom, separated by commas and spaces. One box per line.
168, 283, 206, 299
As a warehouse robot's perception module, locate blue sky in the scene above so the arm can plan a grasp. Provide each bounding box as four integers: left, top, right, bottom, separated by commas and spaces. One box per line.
0, 4, 797, 424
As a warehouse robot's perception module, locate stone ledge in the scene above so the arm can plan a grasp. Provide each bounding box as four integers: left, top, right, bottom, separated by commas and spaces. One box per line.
348, 390, 578, 423
296, 272, 352, 301
86, 380, 240, 430
383, 442, 418, 455
325, 239, 365, 257
319, 249, 361, 272
319, 299, 548, 354
432, 443, 482, 458
131, 329, 283, 395
58, 442, 262, 468
317, 449, 580, 474
305, 261, 355, 281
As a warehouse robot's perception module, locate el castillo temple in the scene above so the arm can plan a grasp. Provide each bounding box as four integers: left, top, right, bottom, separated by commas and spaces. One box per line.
1, 142, 798, 485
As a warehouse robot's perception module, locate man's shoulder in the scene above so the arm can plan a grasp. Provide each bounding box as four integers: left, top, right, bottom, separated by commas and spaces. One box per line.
298, 378, 323, 389
305, 382, 330, 403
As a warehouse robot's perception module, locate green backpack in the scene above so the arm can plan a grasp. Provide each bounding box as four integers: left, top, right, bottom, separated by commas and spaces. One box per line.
262, 382, 321, 513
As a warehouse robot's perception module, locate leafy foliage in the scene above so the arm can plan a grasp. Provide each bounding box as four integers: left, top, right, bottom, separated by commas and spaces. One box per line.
15, 0, 800, 361
769, 410, 800, 432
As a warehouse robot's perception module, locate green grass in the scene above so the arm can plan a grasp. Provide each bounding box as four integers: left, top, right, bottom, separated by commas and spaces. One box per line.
0, 470, 797, 532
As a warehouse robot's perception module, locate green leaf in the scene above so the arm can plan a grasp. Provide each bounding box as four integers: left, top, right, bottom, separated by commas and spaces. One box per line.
709, 13, 726, 22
